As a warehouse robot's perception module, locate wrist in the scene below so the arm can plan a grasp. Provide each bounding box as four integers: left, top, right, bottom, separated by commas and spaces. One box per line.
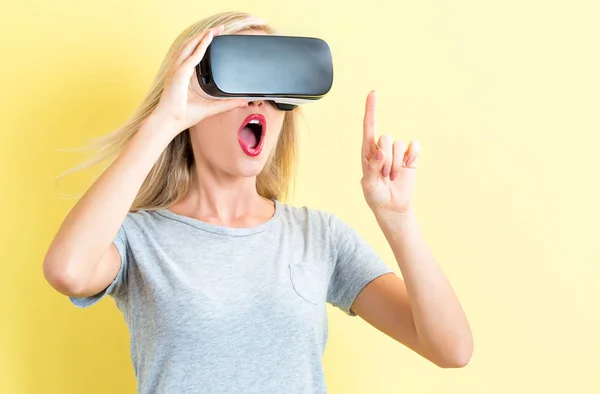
141, 111, 182, 142
374, 208, 417, 233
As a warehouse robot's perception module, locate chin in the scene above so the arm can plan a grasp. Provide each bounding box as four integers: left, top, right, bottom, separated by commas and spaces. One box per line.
233, 159, 268, 178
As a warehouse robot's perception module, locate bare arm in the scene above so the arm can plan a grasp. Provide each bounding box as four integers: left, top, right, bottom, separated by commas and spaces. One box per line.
354, 91, 472, 367
43, 25, 248, 298
43, 115, 176, 297
352, 211, 473, 368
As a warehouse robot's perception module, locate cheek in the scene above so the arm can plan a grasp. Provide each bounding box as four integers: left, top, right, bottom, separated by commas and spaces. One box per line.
188, 123, 226, 160
194, 116, 234, 143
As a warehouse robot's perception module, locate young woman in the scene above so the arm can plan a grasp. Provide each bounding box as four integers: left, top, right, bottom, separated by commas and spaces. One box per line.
43, 11, 472, 394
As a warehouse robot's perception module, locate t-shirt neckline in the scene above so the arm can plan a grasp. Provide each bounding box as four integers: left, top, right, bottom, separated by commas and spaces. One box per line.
154, 198, 281, 237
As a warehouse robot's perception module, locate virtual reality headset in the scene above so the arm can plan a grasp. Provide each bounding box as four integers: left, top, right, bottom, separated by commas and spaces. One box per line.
195, 34, 333, 111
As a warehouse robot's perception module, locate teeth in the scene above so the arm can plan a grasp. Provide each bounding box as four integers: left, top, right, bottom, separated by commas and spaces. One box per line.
248, 119, 260, 124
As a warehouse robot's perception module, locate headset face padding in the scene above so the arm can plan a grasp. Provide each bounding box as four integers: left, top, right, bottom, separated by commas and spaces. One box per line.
271, 102, 298, 111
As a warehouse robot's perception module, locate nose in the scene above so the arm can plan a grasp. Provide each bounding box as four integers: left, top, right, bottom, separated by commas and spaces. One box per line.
248, 100, 265, 107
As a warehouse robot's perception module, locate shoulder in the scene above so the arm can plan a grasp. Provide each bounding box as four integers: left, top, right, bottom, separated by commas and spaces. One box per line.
281, 203, 373, 252
116, 209, 168, 236
276, 201, 355, 248
277, 201, 339, 229
121, 209, 157, 226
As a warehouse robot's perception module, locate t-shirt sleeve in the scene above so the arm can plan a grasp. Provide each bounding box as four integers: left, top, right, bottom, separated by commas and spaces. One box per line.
326, 212, 396, 317
69, 224, 129, 308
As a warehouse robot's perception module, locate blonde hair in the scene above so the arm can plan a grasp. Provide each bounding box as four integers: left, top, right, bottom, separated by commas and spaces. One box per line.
55, 11, 298, 212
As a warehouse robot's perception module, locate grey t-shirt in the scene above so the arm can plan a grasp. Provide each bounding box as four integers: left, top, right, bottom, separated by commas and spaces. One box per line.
69, 199, 395, 394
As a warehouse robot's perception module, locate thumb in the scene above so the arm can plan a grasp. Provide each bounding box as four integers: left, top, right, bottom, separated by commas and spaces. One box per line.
201, 98, 248, 118
188, 98, 247, 121
362, 145, 384, 190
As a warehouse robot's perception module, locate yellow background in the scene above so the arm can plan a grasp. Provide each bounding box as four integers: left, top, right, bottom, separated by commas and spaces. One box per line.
1, 0, 599, 393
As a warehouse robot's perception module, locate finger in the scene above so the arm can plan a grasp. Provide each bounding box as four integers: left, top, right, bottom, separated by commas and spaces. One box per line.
178, 28, 220, 80
362, 145, 385, 190
377, 135, 393, 178
172, 25, 224, 69
187, 98, 248, 126
405, 140, 421, 168
362, 91, 377, 157
194, 98, 248, 118
390, 140, 406, 181
171, 32, 209, 69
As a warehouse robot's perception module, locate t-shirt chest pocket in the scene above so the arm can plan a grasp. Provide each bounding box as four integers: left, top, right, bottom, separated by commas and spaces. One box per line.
288, 259, 329, 306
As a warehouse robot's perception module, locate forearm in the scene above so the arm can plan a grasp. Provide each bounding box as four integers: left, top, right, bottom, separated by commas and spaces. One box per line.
44, 114, 176, 283
375, 210, 473, 367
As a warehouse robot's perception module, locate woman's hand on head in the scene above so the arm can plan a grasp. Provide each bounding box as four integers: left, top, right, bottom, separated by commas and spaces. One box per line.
152, 25, 248, 137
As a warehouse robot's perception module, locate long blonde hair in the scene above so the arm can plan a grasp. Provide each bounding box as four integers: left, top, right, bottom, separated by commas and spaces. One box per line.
55, 11, 298, 212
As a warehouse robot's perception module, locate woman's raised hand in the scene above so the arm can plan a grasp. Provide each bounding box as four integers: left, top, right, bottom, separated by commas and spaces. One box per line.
153, 25, 248, 137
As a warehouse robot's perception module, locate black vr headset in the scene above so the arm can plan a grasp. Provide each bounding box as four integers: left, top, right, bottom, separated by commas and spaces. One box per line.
195, 34, 333, 111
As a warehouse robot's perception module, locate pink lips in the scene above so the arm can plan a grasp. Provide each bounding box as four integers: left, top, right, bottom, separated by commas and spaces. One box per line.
238, 114, 266, 157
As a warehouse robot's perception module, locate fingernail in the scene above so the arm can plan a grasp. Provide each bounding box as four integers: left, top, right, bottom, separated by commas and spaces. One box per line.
390, 171, 398, 181
376, 149, 383, 161
406, 156, 414, 167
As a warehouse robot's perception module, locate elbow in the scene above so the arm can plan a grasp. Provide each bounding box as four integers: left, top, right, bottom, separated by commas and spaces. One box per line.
434, 338, 474, 369
420, 329, 473, 369
436, 351, 472, 369
43, 256, 84, 296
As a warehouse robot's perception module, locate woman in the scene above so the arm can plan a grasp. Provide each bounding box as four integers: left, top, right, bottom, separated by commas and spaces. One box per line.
43, 11, 473, 394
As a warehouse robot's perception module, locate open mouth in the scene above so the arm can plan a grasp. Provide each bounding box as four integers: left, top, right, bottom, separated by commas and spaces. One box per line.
238, 114, 266, 157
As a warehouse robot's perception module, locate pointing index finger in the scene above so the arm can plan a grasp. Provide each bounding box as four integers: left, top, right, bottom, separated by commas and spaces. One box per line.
362, 90, 377, 154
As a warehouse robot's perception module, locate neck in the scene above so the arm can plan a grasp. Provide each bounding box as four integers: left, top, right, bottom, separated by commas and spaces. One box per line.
172, 163, 268, 222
